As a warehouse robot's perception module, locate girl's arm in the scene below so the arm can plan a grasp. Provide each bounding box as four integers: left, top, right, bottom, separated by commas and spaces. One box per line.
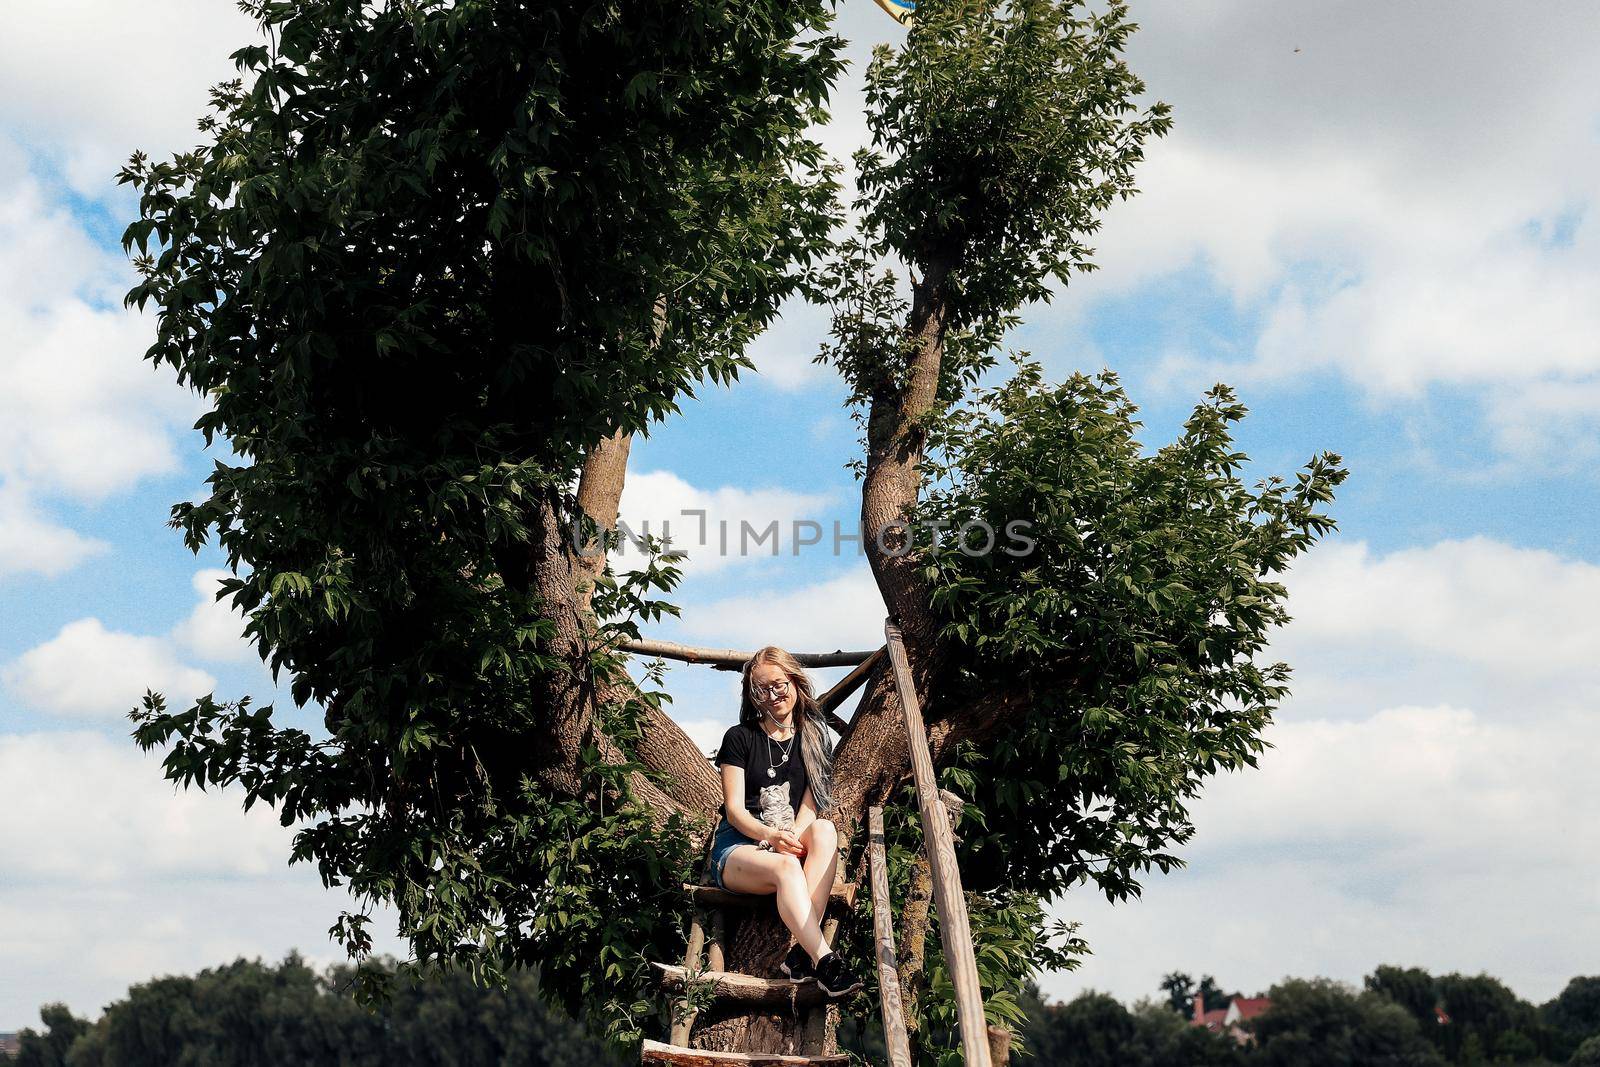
721, 764, 772, 843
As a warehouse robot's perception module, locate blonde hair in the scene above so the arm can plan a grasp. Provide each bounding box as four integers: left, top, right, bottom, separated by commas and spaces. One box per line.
739, 646, 834, 814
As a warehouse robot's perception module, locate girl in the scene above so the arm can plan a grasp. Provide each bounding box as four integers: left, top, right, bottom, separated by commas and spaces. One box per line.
709, 646, 862, 999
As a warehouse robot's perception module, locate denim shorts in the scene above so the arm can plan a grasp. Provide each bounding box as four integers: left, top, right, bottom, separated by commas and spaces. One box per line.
710, 817, 760, 892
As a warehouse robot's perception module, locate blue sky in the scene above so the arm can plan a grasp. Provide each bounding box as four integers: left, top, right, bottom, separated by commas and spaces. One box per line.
4, 0, 1600, 1032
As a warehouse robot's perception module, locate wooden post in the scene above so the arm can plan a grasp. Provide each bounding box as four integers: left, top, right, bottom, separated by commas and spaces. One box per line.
884, 619, 991, 1067
672, 911, 709, 1046
618, 638, 876, 671
868, 807, 914, 1067
817, 647, 887, 716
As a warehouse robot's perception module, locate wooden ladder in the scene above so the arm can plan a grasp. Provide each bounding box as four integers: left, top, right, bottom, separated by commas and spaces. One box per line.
636, 619, 998, 1066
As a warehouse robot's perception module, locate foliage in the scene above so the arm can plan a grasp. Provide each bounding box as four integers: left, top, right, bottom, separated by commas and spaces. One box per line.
1571, 1036, 1600, 1067
1430, 973, 1549, 1066
1543, 977, 1600, 1061
1369, 966, 1446, 1034
1363, 964, 1588, 1065
813, 0, 1343, 1052
48, 954, 622, 1067
1249, 978, 1446, 1067
1016, 984, 1246, 1067
848, 782, 1086, 1066
11, 1005, 89, 1067
117, 0, 841, 1035
1162, 972, 1242, 1016
132, 550, 700, 1046
914, 365, 1344, 900
22, 958, 1584, 1067
854, 0, 1170, 328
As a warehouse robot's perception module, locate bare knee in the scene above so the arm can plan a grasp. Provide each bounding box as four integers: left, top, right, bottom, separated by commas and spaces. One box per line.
776, 854, 806, 886
808, 818, 837, 846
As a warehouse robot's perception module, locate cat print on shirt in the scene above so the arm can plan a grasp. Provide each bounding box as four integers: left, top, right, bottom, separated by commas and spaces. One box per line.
758, 782, 795, 830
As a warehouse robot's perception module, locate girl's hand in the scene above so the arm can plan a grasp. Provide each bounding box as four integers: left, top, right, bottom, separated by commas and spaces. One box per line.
769, 829, 806, 857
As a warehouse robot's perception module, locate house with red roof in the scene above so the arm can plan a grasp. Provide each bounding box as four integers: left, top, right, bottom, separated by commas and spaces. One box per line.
1192, 992, 1272, 1043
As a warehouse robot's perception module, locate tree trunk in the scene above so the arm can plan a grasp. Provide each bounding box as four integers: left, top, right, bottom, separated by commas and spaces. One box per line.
829, 258, 956, 843
693, 912, 816, 1056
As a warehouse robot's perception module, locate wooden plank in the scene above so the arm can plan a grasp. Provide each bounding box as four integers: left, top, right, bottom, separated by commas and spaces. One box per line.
884, 619, 992, 1067
619, 639, 876, 671
640, 1040, 848, 1066
683, 883, 857, 911
816, 646, 886, 717
651, 964, 830, 1009
707, 910, 725, 973
868, 807, 914, 1067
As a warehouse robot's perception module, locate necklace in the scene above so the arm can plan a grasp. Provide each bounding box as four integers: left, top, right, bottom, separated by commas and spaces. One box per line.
763, 718, 795, 778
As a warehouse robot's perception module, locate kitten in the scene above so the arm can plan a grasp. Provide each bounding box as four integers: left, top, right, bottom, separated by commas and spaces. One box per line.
757, 782, 795, 830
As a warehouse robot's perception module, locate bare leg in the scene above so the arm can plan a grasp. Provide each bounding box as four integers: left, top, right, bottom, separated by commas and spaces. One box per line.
720, 847, 829, 962
797, 819, 839, 958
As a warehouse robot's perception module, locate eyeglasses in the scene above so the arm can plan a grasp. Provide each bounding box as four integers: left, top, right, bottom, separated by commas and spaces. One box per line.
751, 680, 792, 699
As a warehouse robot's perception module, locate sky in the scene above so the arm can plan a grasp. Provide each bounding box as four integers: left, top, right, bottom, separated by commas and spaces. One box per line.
3, 0, 1599, 1033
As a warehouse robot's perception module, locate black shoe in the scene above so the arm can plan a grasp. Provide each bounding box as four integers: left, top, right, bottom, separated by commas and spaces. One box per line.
780, 944, 814, 980
813, 952, 863, 999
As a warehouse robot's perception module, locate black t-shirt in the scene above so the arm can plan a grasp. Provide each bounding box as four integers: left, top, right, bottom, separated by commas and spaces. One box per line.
715, 721, 810, 827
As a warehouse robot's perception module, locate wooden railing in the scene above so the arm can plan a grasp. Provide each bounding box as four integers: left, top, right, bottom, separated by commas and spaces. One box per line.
883, 619, 992, 1067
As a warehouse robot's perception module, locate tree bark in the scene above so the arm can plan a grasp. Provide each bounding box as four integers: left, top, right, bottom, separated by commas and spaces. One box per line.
525, 483, 721, 822
827, 258, 960, 841
896, 850, 934, 1053
574, 427, 633, 614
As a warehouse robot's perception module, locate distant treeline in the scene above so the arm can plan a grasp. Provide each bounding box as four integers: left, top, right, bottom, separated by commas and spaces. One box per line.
0, 955, 625, 1067
4, 957, 1597, 1066
1011, 966, 1600, 1067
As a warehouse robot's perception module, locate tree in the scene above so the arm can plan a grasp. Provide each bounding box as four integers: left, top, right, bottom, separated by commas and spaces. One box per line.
1016, 985, 1245, 1067
11, 1005, 89, 1067
1544, 977, 1600, 1062
1161, 972, 1197, 1015
1570, 1035, 1600, 1067
121, 0, 842, 1045
122, 0, 1345, 1057
1432, 973, 1547, 1065
1368, 965, 1443, 1036
62, 954, 622, 1067
1250, 978, 1445, 1067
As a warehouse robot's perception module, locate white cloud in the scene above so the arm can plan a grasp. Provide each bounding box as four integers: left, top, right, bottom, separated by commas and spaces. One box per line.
0, 0, 257, 196
0, 731, 283, 883
1274, 536, 1600, 717
746, 296, 836, 391
614, 469, 840, 578
0, 486, 107, 579
3, 617, 215, 718
0, 296, 195, 499
1025, 2, 1600, 459
0, 730, 405, 1026
1285, 537, 1600, 677
1047, 703, 1600, 1007
2, 565, 265, 715
1046, 535, 1600, 1006
0, 135, 204, 580
171, 568, 255, 663
676, 568, 886, 653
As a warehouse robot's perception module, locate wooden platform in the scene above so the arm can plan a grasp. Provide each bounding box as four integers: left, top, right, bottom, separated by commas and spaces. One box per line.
651, 964, 830, 1009
681, 882, 857, 910
641, 1040, 849, 1066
